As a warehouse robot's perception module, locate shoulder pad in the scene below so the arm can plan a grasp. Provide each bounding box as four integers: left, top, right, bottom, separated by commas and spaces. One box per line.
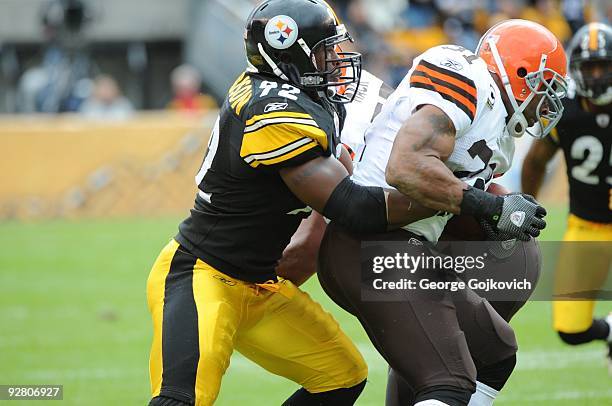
410, 45, 479, 123
421, 45, 480, 76
240, 83, 334, 169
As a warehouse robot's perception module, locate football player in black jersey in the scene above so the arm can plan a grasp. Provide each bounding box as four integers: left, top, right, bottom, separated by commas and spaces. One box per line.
522, 22, 612, 371
145, 1, 437, 405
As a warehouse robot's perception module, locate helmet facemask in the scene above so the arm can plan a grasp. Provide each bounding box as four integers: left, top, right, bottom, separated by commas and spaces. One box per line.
300, 26, 362, 104
522, 64, 568, 138
488, 39, 568, 138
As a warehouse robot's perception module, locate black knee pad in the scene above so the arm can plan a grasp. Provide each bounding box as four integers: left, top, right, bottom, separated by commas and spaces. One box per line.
476, 354, 517, 391
414, 385, 473, 406
149, 395, 193, 406
470, 299, 518, 365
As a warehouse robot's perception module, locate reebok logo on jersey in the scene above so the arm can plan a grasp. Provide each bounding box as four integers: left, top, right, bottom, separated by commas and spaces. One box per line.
213, 274, 237, 286
510, 211, 526, 227
264, 102, 289, 113
440, 58, 463, 71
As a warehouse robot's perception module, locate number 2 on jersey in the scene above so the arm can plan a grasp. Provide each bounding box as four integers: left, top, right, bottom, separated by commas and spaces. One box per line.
570, 135, 612, 186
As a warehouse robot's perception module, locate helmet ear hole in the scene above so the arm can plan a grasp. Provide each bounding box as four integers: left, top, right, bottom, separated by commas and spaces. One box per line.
514, 121, 524, 134
517, 67, 528, 78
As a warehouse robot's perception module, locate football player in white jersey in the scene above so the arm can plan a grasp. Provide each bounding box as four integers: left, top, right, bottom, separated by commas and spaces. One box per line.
315, 20, 569, 406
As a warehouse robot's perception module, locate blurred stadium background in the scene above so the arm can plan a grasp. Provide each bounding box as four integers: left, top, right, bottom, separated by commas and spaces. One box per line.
0, 0, 610, 404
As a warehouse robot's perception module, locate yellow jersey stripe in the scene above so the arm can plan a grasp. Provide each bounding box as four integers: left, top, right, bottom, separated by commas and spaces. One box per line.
228, 76, 245, 97
246, 139, 319, 168
230, 77, 251, 96
229, 85, 251, 104
233, 90, 252, 115
245, 111, 314, 126
241, 122, 328, 161
147, 240, 179, 397
229, 73, 247, 91
231, 87, 251, 106
243, 136, 313, 163
229, 84, 252, 103
252, 141, 318, 167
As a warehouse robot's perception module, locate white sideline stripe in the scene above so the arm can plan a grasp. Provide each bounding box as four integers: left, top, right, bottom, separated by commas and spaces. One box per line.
226, 345, 607, 374
7, 343, 604, 373
8, 343, 609, 387
24, 367, 142, 381
497, 389, 612, 403
352, 344, 607, 372
515, 348, 605, 370
0, 331, 145, 348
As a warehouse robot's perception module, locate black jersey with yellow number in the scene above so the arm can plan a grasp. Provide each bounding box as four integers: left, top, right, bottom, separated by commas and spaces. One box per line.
175, 72, 344, 283
547, 95, 611, 223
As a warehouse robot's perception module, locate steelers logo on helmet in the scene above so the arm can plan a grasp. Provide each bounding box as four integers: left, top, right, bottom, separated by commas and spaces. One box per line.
264, 15, 299, 50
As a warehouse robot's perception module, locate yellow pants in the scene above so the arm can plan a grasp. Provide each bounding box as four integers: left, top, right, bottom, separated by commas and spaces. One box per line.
147, 240, 367, 406
553, 215, 612, 333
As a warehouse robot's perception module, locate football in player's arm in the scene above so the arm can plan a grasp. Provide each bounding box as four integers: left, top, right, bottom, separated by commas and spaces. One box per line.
521, 22, 612, 369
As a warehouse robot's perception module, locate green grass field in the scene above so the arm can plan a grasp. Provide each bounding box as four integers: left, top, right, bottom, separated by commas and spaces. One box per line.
1, 207, 610, 405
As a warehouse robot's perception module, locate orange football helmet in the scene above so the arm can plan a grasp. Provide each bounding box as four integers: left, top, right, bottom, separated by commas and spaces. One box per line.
477, 19, 568, 138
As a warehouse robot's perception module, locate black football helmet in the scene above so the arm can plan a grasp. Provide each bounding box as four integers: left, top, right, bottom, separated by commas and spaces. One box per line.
244, 0, 362, 104
567, 22, 612, 105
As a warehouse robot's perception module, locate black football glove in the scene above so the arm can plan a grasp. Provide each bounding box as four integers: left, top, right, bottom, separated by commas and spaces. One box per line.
461, 186, 546, 241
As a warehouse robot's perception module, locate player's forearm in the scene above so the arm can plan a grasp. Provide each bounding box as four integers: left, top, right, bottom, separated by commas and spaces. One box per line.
385, 189, 438, 228
385, 104, 462, 213
276, 212, 327, 286
282, 157, 390, 233
521, 160, 547, 198
521, 140, 558, 198
386, 154, 466, 214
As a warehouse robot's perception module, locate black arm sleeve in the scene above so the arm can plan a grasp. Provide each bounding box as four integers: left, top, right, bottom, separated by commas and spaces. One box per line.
323, 176, 388, 233
460, 186, 503, 221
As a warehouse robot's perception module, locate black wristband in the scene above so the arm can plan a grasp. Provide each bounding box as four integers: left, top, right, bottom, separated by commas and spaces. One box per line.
460, 186, 503, 221
323, 177, 388, 233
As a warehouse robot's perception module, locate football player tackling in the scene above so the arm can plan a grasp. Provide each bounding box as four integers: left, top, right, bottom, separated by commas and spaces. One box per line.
145, 1, 434, 405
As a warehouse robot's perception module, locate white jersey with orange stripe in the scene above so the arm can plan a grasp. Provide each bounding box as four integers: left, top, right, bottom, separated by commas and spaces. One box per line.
348, 45, 516, 242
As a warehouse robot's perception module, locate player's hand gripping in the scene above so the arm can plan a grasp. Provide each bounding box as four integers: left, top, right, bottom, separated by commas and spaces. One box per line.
461, 186, 547, 241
